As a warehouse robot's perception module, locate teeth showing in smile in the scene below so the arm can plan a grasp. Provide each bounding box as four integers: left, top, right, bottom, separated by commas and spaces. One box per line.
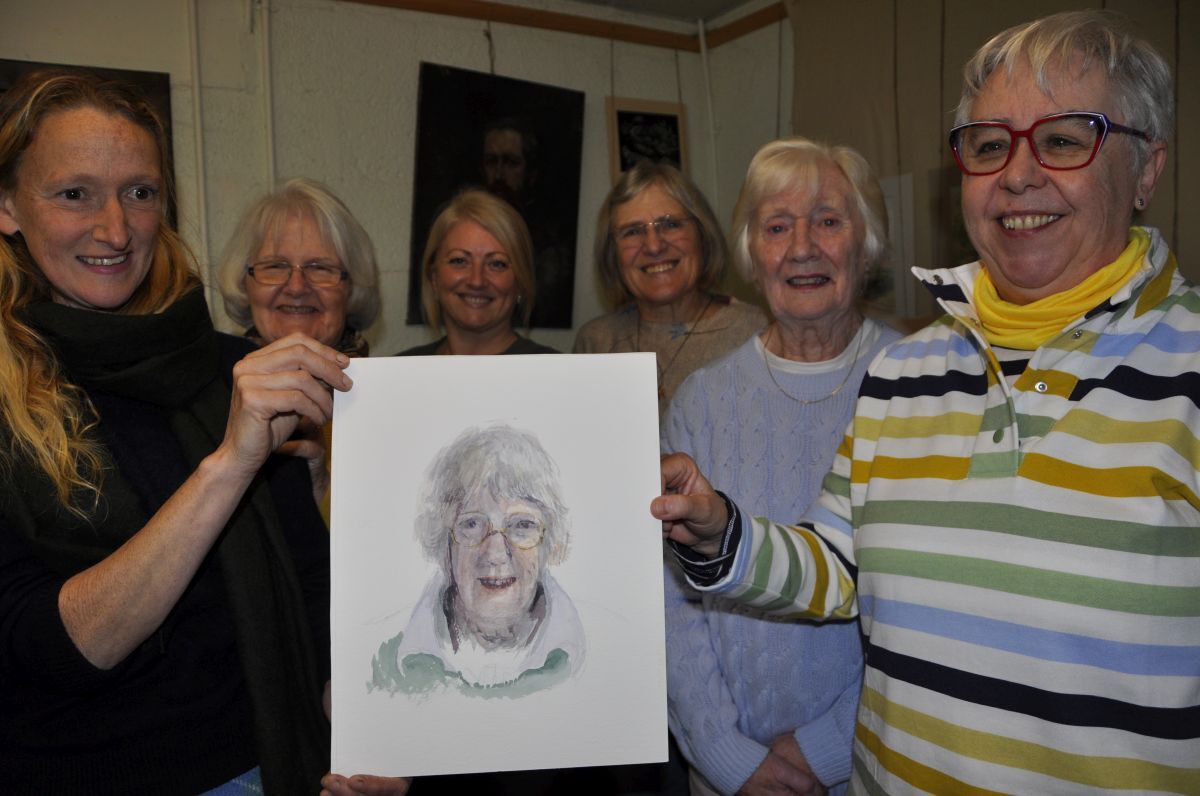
642, 261, 676, 275
80, 254, 128, 266
787, 275, 830, 286
277, 305, 316, 314
479, 577, 516, 590
461, 295, 492, 307
1002, 214, 1060, 231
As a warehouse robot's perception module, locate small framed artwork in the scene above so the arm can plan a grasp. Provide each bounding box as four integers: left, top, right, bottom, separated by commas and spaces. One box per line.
606, 97, 688, 183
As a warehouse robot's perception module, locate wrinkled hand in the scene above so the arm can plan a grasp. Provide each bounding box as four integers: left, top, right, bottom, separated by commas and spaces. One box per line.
221, 333, 351, 478
278, 416, 328, 505
320, 773, 411, 796
650, 452, 730, 557
736, 734, 825, 796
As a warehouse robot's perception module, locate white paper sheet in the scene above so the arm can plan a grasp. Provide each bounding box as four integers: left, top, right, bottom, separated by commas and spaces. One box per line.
330, 353, 666, 778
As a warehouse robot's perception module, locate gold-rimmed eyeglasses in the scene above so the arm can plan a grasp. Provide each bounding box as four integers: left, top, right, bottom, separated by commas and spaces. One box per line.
246, 260, 348, 287
449, 512, 545, 549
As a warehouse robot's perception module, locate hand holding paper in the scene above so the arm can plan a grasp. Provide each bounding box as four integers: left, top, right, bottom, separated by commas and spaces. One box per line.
652, 452, 730, 558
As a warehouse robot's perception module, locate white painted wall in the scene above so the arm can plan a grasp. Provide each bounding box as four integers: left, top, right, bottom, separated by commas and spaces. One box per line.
1, 0, 791, 353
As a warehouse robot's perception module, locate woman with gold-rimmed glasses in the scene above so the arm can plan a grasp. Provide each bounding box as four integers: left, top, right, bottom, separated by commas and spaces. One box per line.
371, 424, 584, 697
218, 176, 380, 355
574, 161, 764, 415
218, 178, 381, 520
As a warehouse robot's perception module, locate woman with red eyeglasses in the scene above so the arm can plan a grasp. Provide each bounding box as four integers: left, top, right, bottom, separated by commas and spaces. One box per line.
654, 10, 1198, 794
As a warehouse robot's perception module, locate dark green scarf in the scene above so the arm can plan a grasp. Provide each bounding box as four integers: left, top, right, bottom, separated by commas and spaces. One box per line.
13, 289, 329, 794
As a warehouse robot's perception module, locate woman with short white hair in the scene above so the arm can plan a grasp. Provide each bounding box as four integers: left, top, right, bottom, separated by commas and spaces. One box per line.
664, 136, 901, 796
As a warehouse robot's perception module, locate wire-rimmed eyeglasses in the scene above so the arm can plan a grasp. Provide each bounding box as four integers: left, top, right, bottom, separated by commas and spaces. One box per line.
614, 215, 696, 249
948, 111, 1150, 176
449, 512, 545, 549
246, 260, 348, 288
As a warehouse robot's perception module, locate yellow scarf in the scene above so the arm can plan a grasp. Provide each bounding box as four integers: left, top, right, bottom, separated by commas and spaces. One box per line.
974, 227, 1149, 349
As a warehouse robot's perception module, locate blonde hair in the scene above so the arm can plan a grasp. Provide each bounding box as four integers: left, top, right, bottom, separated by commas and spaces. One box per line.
420, 190, 535, 333
217, 177, 380, 334
730, 137, 889, 284
594, 162, 728, 310
0, 69, 198, 516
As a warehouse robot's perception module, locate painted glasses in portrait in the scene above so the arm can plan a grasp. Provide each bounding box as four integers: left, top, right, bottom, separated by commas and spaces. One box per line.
371, 424, 584, 697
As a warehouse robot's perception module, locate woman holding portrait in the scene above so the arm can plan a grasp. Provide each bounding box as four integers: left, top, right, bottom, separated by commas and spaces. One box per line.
218, 177, 381, 521
0, 69, 340, 793
663, 138, 901, 796
217, 176, 380, 357
574, 163, 764, 414
399, 189, 556, 356
656, 11, 1198, 793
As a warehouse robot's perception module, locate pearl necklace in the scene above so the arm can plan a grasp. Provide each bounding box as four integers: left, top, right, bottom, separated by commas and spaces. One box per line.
760, 322, 866, 405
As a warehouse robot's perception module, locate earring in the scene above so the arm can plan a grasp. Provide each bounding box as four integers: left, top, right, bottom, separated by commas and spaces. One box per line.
1136, 197, 1146, 209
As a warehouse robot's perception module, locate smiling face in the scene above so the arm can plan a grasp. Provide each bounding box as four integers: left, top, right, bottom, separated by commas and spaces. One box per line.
244, 212, 349, 346
612, 182, 703, 311
431, 219, 518, 339
750, 163, 867, 332
0, 106, 162, 310
449, 490, 545, 638
960, 58, 1165, 304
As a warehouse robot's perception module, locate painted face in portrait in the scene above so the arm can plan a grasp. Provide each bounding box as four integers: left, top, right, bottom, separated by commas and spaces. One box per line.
0, 107, 162, 310
612, 182, 703, 310
431, 219, 519, 339
244, 212, 350, 346
750, 163, 867, 330
448, 490, 546, 642
959, 57, 1165, 304
483, 128, 528, 197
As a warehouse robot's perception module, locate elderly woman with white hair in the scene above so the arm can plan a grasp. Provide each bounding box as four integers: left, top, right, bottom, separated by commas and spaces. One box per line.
663, 137, 901, 796
371, 424, 584, 697
217, 176, 381, 356
217, 178, 381, 520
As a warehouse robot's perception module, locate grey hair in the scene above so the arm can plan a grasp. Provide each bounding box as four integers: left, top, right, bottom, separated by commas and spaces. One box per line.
593, 161, 729, 310
955, 10, 1173, 173
217, 177, 381, 333
414, 424, 570, 568
730, 137, 889, 283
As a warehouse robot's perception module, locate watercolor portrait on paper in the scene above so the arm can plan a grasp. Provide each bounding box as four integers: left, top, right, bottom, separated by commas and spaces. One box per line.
369, 424, 585, 698
329, 354, 666, 778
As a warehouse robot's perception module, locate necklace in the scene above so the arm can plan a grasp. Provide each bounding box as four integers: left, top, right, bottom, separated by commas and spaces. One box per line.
637, 294, 715, 403
761, 321, 866, 405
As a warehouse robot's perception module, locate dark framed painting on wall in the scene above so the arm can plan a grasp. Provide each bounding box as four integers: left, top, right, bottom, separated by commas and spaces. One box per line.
406, 63, 585, 329
606, 97, 688, 183
0, 59, 176, 226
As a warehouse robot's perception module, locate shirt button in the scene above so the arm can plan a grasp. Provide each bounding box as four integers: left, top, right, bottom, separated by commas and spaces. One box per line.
932, 275, 944, 285
992, 428, 1005, 443
1072, 329, 1084, 339
1035, 381, 1048, 393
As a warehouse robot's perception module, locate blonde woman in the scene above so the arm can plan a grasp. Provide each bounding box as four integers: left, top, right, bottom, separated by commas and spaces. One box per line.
0, 69, 347, 793
399, 190, 556, 356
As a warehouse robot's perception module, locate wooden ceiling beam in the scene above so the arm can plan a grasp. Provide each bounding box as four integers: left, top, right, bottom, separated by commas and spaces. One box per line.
342, 0, 786, 52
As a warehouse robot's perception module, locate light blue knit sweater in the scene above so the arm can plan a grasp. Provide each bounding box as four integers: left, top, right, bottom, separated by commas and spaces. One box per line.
662, 319, 901, 795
